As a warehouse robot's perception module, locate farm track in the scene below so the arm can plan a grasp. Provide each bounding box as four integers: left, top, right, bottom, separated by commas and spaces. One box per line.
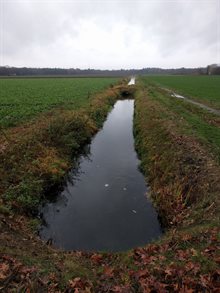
161, 87, 220, 116
143, 75, 220, 110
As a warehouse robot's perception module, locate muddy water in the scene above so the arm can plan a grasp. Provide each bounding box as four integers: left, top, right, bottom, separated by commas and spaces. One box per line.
39, 100, 162, 252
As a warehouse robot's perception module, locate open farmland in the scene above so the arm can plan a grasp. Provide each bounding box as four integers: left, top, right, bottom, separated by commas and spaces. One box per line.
0, 77, 119, 127
144, 75, 220, 110
140, 76, 220, 161
0, 76, 220, 292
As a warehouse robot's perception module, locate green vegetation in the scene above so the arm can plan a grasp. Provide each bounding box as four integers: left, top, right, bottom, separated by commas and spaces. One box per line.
0, 82, 124, 213
129, 80, 220, 291
139, 77, 220, 162
0, 77, 119, 127
144, 75, 220, 109
0, 77, 219, 292
134, 80, 220, 226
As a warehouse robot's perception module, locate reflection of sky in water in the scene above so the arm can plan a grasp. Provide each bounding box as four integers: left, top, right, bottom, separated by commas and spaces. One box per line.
128, 77, 135, 85
39, 100, 162, 252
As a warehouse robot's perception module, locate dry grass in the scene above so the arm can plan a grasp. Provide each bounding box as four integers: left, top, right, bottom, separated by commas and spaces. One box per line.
1, 81, 219, 292
134, 87, 220, 228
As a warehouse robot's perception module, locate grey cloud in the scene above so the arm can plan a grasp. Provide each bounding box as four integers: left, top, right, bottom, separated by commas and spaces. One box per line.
1, 0, 219, 68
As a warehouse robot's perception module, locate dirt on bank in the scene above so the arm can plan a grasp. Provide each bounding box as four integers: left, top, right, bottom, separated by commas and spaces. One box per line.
0, 81, 220, 292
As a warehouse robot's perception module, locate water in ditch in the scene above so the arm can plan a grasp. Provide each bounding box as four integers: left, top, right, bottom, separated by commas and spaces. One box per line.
39, 100, 162, 252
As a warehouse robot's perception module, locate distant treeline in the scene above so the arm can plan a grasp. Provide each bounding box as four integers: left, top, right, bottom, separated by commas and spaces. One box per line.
0, 66, 218, 77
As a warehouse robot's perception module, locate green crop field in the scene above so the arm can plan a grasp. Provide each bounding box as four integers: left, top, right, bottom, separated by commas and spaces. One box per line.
0, 77, 119, 127
140, 76, 220, 161
143, 75, 220, 110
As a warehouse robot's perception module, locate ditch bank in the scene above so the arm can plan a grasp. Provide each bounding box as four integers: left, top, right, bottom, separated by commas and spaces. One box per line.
39, 99, 162, 252
0, 81, 220, 292
134, 86, 220, 227
0, 82, 135, 214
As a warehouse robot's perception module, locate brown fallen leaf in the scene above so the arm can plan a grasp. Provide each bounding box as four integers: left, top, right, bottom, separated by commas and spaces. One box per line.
0, 263, 10, 280
103, 266, 114, 278
68, 277, 92, 293
134, 268, 150, 279
185, 262, 201, 275
200, 274, 211, 289
90, 254, 103, 264
164, 267, 175, 276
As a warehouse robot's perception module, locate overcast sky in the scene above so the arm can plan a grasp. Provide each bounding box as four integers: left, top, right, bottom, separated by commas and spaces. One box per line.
1, 0, 219, 69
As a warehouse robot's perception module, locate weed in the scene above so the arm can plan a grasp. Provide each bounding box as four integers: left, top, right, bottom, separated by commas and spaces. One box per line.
3, 178, 43, 212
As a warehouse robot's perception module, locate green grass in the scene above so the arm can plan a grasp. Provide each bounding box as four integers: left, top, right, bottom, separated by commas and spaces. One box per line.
0, 78, 219, 291
143, 75, 220, 110
140, 77, 220, 161
0, 77, 119, 127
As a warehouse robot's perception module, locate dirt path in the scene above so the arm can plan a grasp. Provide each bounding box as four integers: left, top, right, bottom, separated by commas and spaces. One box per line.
161, 87, 220, 116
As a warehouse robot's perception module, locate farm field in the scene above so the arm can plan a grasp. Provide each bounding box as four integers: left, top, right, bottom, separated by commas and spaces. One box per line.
140, 76, 220, 161
0, 76, 220, 292
2, 0, 220, 291
0, 77, 119, 127
144, 75, 220, 110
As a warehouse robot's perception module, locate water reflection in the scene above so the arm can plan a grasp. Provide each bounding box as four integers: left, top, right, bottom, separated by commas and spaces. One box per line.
128, 77, 135, 85
39, 100, 162, 252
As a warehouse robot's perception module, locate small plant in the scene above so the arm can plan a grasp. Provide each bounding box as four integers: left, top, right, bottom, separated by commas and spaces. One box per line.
4, 178, 43, 212
28, 218, 41, 232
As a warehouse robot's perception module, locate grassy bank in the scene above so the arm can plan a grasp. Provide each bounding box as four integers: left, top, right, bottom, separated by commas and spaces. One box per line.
130, 80, 220, 291
0, 81, 130, 214
0, 81, 135, 292
144, 75, 220, 110
0, 78, 219, 292
134, 80, 220, 227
